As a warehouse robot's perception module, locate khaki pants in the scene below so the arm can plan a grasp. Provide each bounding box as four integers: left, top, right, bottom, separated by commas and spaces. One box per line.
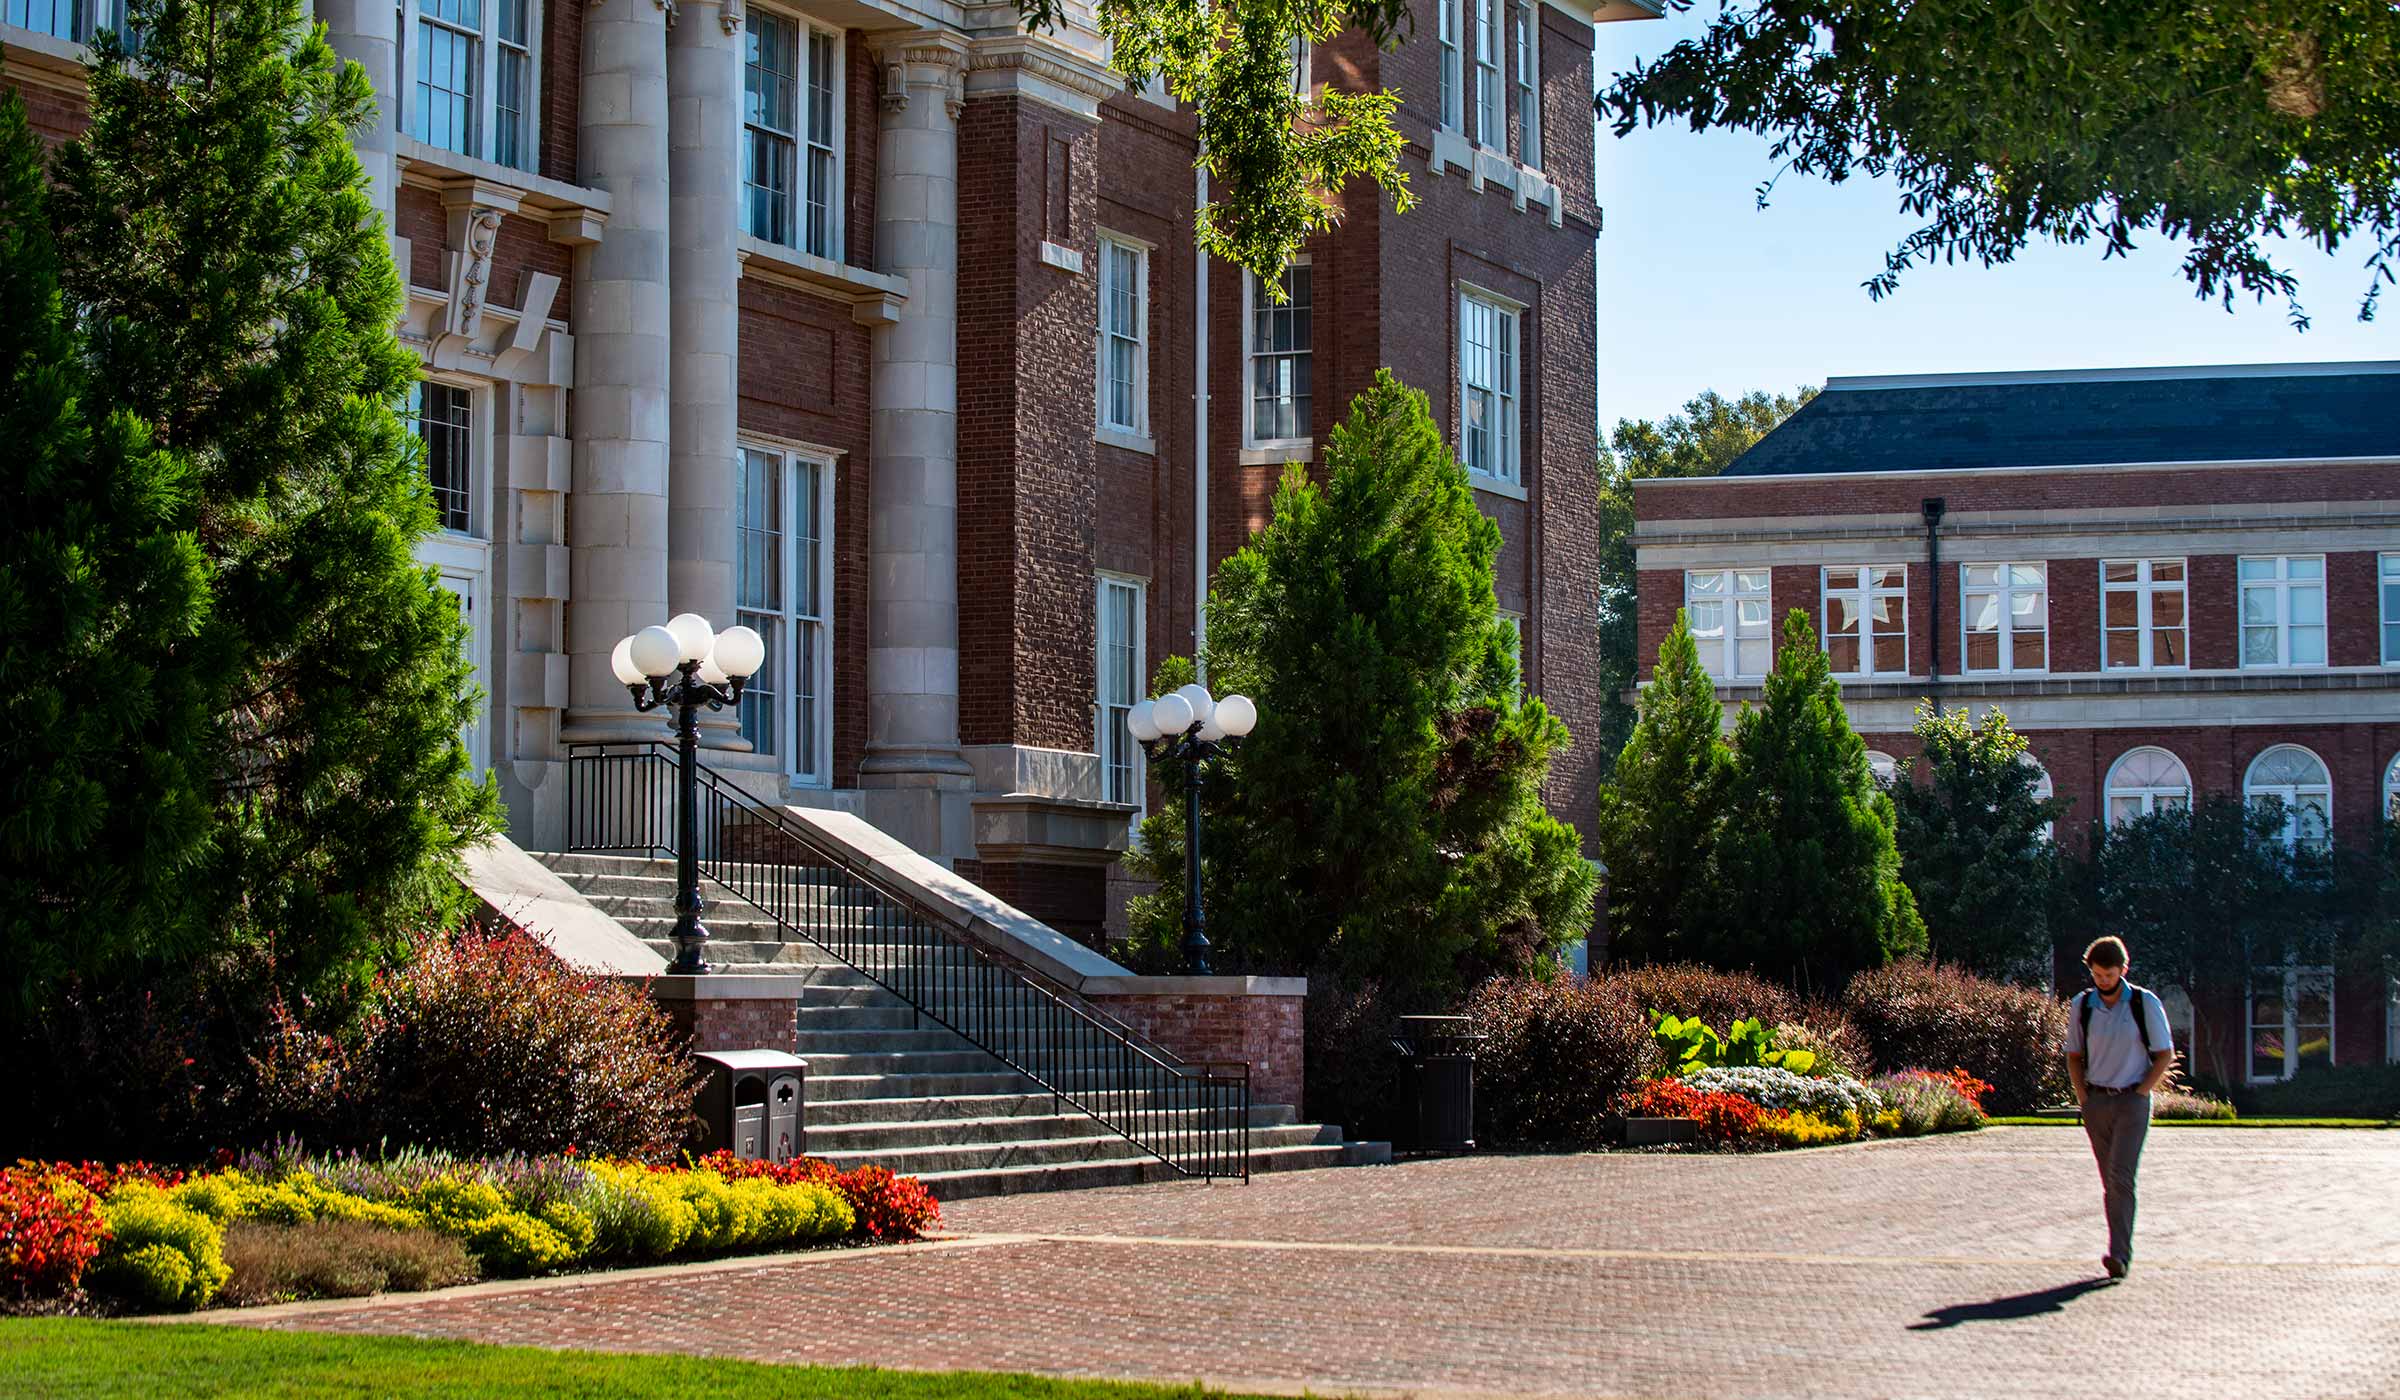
2081, 1090, 2151, 1264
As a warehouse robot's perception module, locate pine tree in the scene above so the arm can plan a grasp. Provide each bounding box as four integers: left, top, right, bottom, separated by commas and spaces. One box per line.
1125, 372, 1595, 995
32, 0, 498, 997
1591, 611, 1731, 965
1702, 611, 1924, 993
1889, 702, 2066, 982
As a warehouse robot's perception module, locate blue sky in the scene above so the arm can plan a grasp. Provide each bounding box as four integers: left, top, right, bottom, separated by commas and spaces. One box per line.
1586, 9, 2395, 430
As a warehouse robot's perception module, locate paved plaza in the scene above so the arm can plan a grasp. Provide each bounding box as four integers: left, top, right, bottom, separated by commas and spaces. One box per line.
236, 1127, 2400, 1398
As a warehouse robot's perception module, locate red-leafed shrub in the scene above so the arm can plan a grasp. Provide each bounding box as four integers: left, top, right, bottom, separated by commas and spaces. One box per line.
1603, 963, 1873, 1076
691, 1152, 939, 1241
0, 1167, 111, 1297
1463, 976, 1661, 1147
31, 1161, 187, 1196
1844, 960, 2069, 1114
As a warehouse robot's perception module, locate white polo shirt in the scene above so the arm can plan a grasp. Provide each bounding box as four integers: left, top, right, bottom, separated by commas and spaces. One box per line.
2063, 985, 2174, 1091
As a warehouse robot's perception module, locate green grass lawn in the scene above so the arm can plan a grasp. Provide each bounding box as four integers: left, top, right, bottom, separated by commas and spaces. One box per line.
0, 1319, 1283, 1400
1988, 1115, 2392, 1128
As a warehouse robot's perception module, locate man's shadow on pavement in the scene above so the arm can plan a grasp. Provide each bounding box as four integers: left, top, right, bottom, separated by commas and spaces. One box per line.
1909, 1278, 2116, 1330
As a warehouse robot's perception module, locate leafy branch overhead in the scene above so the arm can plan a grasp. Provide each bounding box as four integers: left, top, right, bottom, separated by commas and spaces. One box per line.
1599, 1, 2400, 326
1018, 0, 1416, 283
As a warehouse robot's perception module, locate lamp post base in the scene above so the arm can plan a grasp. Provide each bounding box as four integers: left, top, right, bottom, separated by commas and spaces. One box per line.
666, 912, 714, 975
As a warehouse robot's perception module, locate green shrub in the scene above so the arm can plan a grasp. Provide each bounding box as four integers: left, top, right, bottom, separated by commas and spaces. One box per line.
1843, 959, 2069, 1115
1647, 1011, 1818, 1075
538, 1201, 598, 1256
1769, 1021, 1868, 1080
91, 1191, 229, 1311
581, 1163, 697, 1259
1301, 975, 1404, 1140
1463, 976, 1661, 1147
1603, 963, 1873, 1075
739, 1180, 852, 1248
2231, 1063, 2400, 1120
1871, 1071, 1986, 1135
219, 1220, 477, 1305
456, 1211, 575, 1276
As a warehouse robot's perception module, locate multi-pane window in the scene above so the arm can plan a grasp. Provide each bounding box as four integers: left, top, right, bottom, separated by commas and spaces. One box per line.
1246, 260, 1312, 447
1472, 0, 1501, 146
1865, 751, 1899, 786
736, 445, 834, 785
1821, 565, 1907, 676
1457, 290, 1520, 484
7, 0, 124, 43
2245, 745, 2332, 854
2105, 746, 2190, 827
2103, 558, 2187, 670
2240, 555, 2326, 668
1435, 0, 1462, 129
744, 14, 841, 258
404, 0, 535, 171
1512, 0, 1539, 166
1096, 576, 1146, 814
2387, 751, 2400, 822
1098, 235, 1148, 437
2382, 554, 2400, 665
2250, 965, 2334, 1082
1961, 563, 2046, 673
413, 381, 475, 534
1684, 569, 1770, 683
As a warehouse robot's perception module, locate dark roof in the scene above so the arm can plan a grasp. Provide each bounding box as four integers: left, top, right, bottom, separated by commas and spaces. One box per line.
1718, 366, 2400, 477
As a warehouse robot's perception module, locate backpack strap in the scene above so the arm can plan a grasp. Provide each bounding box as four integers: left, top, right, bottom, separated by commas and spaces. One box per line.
2077, 985, 2155, 1055
2126, 984, 2153, 1055
2077, 988, 2094, 1042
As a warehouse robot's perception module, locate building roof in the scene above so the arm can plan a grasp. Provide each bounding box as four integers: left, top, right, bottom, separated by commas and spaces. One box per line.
1716, 361, 2400, 478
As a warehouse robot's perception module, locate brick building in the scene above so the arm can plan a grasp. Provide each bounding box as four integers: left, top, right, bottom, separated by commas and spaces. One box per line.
6, 0, 1652, 944
1631, 360, 2400, 1085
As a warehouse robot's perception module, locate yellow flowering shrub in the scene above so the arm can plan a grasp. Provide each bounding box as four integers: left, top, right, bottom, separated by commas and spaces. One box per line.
1756, 1109, 1863, 1148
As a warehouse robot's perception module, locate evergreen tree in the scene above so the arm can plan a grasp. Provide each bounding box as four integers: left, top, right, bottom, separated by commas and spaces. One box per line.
1702, 611, 1924, 993
1591, 611, 1731, 965
1890, 702, 2068, 983
1125, 372, 1594, 996
19, 0, 497, 1004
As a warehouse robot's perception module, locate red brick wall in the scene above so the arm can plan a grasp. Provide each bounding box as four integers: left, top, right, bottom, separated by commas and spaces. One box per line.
842, 36, 876, 270
1639, 461, 2400, 522
973, 859, 1108, 949
396, 184, 445, 288
1087, 990, 1306, 1109
2047, 556, 2100, 672
2329, 550, 2382, 667
14, 78, 87, 147
656, 994, 801, 1054
538, 0, 584, 186
2186, 554, 2239, 670
495, 210, 572, 325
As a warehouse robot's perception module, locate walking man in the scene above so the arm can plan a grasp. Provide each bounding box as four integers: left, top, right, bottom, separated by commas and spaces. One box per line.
2062, 936, 2175, 1280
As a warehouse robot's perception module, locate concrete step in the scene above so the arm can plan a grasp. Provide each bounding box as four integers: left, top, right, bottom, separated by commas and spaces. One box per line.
801, 1092, 1300, 1129
807, 1071, 1041, 1101
547, 869, 871, 905
806, 1108, 1322, 1156
810, 1124, 1340, 1178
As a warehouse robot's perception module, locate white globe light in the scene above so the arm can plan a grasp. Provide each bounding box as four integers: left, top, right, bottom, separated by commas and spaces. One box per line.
610, 635, 646, 686
1151, 692, 1193, 736
1174, 682, 1215, 729
1127, 699, 1161, 742
698, 655, 731, 685
628, 625, 682, 679
1197, 714, 1227, 742
1215, 693, 1258, 738
711, 624, 766, 679
666, 612, 715, 665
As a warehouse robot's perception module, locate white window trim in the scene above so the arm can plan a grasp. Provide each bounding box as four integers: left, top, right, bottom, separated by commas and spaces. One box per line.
1864, 750, 1899, 786
1096, 572, 1148, 825
1820, 564, 1910, 678
2103, 745, 2192, 829
2247, 963, 2335, 1084
2101, 557, 2190, 672
2381, 552, 2400, 667
1472, 0, 1501, 149
1682, 568, 1770, 685
1242, 255, 1313, 452
395, 0, 545, 174
1959, 561, 2048, 675
410, 373, 493, 778
736, 441, 838, 789
1512, 0, 1540, 170
1435, 0, 1464, 132
741, 8, 847, 261
5, 0, 126, 43
2385, 750, 2400, 823
2243, 743, 2333, 853
1456, 283, 1523, 488
2238, 553, 2328, 670
1096, 231, 1153, 450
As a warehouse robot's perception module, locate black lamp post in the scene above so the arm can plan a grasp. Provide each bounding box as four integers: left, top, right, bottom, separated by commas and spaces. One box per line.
1128, 683, 1259, 976
611, 613, 767, 976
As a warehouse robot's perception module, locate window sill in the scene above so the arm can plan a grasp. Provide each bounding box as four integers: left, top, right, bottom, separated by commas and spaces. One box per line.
1469, 472, 1529, 502
1098, 426, 1156, 455
1424, 128, 1565, 225
737, 237, 909, 327
1240, 441, 1314, 466
395, 138, 612, 244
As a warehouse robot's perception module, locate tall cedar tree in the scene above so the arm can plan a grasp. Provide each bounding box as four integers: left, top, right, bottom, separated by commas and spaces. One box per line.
1125, 372, 1595, 996
1889, 703, 2068, 984
1591, 611, 1730, 965
0, 90, 214, 1008
1702, 611, 1924, 993
34, 0, 498, 1000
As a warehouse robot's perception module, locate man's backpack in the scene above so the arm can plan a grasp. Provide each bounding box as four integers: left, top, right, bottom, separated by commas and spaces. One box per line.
2078, 983, 2155, 1054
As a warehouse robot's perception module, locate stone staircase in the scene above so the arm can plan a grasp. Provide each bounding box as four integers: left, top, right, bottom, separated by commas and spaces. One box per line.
529, 851, 1388, 1200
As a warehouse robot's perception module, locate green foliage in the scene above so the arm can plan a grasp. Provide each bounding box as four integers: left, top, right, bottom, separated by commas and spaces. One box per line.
1592, 612, 1732, 962
1125, 372, 1595, 998
1889, 704, 2068, 982
1645, 1010, 1816, 1076
1697, 612, 1924, 992
92, 1189, 231, 1311
1599, 2, 2400, 326
1594, 388, 1814, 768
219, 1219, 479, 1305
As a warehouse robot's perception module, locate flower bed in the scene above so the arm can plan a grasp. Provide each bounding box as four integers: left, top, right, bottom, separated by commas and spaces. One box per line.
2, 1148, 939, 1313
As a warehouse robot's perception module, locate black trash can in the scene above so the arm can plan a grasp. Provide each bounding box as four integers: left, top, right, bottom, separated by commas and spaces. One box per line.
691, 1049, 808, 1162
1390, 1014, 1482, 1154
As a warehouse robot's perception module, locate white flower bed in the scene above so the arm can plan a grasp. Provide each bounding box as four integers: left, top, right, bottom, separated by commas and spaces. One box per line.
1683, 1066, 1884, 1118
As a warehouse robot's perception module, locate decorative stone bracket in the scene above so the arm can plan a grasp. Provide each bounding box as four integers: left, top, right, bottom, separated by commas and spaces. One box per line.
875, 33, 970, 119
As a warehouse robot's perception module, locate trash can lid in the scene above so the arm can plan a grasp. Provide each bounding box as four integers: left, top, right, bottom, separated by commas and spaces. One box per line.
692, 1049, 810, 1071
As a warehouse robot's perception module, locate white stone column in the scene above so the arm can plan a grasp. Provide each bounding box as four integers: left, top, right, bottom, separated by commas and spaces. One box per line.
561, 0, 676, 744
860, 33, 973, 790
666, 0, 747, 748
318, 0, 399, 219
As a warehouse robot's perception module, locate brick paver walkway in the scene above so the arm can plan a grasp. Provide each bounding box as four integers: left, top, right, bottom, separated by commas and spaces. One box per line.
236, 1128, 2400, 1399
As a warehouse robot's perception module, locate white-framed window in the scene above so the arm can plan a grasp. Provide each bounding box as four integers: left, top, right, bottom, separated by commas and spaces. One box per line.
2025, 754, 2056, 843
1097, 234, 1150, 439
2381, 553, 2400, 665
2104, 746, 2191, 828
736, 443, 836, 786
1511, 0, 1539, 167
2248, 964, 2334, 1083
1435, 0, 1463, 130
1961, 563, 2047, 674
2102, 558, 2187, 670
2239, 555, 2327, 668
2385, 751, 2400, 821
408, 377, 491, 775
1472, 0, 1501, 146
1244, 259, 1312, 449
1457, 288, 1520, 485
6, 0, 126, 42
1865, 750, 1899, 787
411, 379, 479, 536
2244, 744, 2332, 854
743, 11, 843, 259
1286, 32, 1311, 96
1821, 565, 1907, 677
401, 0, 539, 172
1096, 575, 1146, 816
1683, 569, 1770, 684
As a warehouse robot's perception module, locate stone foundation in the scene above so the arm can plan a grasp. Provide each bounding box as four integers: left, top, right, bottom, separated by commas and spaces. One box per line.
1082, 976, 1307, 1109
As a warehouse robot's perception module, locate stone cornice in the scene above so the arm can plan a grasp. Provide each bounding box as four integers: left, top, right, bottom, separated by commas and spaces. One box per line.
963, 35, 1123, 121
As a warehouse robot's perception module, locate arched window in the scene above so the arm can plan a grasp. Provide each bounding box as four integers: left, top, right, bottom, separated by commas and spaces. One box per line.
2105, 747, 2190, 827
2245, 744, 2332, 853
2024, 754, 2055, 843
1865, 750, 1899, 786
2385, 752, 2399, 823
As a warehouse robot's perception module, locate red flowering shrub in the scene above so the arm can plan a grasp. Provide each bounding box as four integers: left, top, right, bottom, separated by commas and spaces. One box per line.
0, 1167, 112, 1297
690, 1152, 939, 1241
1619, 1078, 1703, 1119
31, 1160, 187, 1196
1613, 1078, 1766, 1147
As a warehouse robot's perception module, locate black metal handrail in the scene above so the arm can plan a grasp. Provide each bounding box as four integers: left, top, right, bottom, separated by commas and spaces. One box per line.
566, 741, 1250, 1181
